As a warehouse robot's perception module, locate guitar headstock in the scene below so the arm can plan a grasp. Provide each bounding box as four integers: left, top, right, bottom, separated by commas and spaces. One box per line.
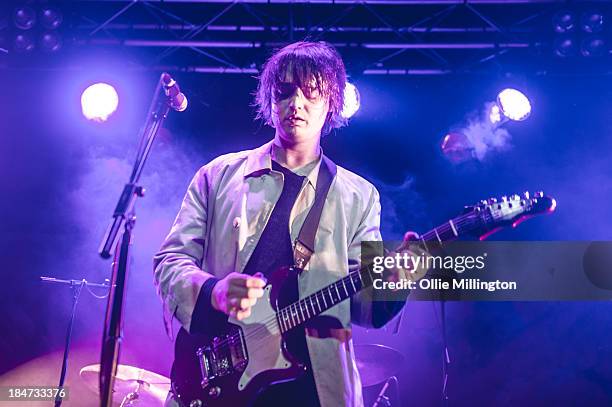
469, 191, 556, 240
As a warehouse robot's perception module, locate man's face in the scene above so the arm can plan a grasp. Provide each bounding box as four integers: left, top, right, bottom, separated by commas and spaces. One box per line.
270, 72, 330, 145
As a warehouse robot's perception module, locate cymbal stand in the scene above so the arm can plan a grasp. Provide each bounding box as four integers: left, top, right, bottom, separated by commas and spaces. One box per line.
119, 380, 144, 407
40, 276, 110, 407
372, 376, 399, 407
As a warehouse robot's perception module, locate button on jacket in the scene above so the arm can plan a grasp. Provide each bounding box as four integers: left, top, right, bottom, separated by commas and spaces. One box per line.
153, 140, 398, 407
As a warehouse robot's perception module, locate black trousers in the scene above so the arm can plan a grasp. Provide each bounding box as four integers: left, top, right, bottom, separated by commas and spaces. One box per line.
250, 369, 321, 407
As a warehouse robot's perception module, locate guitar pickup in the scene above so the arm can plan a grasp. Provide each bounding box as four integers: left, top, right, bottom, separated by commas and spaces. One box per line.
196, 328, 249, 389
196, 345, 216, 389
228, 329, 248, 371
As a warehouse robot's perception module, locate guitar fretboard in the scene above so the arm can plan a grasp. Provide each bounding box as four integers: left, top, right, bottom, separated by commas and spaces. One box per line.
276, 209, 487, 332
276, 266, 372, 332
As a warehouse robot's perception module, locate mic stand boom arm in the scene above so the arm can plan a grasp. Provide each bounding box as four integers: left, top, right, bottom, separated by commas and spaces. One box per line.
96, 73, 176, 407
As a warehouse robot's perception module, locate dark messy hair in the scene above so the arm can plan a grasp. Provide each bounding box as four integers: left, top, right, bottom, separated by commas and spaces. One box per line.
254, 41, 347, 135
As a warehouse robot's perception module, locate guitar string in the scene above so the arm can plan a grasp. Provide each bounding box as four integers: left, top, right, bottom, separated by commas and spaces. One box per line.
216, 198, 532, 353
206, 214, 480, 352
211, 271, 365, 350
209, 213, 482, 352
209, 214, 478, 352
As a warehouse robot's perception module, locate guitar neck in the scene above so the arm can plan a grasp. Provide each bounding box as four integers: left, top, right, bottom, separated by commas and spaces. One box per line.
276, 210, 484, 333
418, 208, 489, 249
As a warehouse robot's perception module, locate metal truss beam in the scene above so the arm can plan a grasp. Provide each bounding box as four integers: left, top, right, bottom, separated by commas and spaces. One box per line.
5, 0, 611, 76
75, 23, 515, 34
72, 0, 564, 4
79, 38, 531, 50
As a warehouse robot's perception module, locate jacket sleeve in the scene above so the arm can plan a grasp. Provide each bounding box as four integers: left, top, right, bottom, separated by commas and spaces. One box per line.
153, 165, 218, 335
349, 185, 406, 329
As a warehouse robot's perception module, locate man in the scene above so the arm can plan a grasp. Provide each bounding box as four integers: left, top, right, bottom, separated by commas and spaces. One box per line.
154, 41, 410, 407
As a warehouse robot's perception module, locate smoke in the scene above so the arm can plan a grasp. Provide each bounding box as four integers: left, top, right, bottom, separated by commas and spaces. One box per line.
444, 102, 513, 163
369, 174, 428, 241
67, 133, 203, 279
465, 103, 513, 161
59, 131, 209, 373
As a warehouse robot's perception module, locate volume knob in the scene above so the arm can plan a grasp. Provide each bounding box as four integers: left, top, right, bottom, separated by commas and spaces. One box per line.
208, 386, 222, 398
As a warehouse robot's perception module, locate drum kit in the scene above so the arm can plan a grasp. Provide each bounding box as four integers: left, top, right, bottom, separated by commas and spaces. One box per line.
79, 364, 171, 407
78, 344, 403, 406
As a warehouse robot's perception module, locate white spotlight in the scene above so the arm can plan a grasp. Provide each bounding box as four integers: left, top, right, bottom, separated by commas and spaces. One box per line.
81, 83, 119, 122
497, 88, 531, 122
341, 82, 360, 119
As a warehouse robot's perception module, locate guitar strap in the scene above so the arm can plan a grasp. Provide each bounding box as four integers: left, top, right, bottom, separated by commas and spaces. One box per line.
293, 155, 337, 271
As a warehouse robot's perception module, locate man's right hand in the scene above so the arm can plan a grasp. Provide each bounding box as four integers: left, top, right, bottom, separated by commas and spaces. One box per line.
211, 272, 266, 321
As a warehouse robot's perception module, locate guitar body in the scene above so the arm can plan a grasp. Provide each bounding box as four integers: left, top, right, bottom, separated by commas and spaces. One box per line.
171, 266, 306, 407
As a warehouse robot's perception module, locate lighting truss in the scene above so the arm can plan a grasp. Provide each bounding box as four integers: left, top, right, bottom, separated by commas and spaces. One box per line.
2, 0, 610, 75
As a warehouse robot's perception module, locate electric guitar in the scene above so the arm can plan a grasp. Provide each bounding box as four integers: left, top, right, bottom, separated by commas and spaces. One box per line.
171, 191, 556, 407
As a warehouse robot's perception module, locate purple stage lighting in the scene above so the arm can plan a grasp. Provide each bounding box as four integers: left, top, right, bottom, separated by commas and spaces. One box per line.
497, 88, 531, 122
553, 10, 576, 33
81, 83, 119, 123
341, 82, 360, 119
580, 36, 606, 57
14, 33, 35, 53
13, 6, 37, 30
554, 35, 578, 58
40, 31, 62, 53
40, 7, 63, 30
441, 132, 473, 164
581, 11, 604, 33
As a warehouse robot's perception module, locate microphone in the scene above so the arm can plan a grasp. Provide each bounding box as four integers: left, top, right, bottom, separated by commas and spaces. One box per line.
161, 72, 188, 112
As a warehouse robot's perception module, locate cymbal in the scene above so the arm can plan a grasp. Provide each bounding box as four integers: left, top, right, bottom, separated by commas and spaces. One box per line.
354, 344, 405, 387
80, 364, 170, 406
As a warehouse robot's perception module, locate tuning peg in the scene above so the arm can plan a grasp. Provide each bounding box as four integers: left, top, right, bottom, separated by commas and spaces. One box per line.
523, 191, 530, 199
501, 196, 508, 202
480, 200, 488, 205
488, 197, 497, 204
511, 194, 520, 201
535, 191, 544, 198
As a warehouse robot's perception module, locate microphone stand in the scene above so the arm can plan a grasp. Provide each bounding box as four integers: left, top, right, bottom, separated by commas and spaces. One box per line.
440, 299, 450, 406
97, 73, 175, 407
39, 276, 110, 407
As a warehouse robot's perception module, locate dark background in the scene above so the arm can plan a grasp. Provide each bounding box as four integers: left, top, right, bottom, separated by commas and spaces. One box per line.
1, 1, 612, 406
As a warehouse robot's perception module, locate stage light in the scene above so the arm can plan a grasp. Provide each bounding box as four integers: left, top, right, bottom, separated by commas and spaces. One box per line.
553, 35, 577, 58
553, 10, 576, 33
40, 31, 62, 53
497, 88, 531, 122
441, 132, 473, 164
40, 7, 63, 30
580, 36, 606, 57
13, 6, 37, 30
581, 11, 604, 33
14, 33, 35, 53
341, 82, 360, 119
81, 83, 119, 123
489, 104, 502, 124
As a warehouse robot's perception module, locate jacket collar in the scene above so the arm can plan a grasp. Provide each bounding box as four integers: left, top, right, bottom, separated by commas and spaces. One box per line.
244, 140, 323, 188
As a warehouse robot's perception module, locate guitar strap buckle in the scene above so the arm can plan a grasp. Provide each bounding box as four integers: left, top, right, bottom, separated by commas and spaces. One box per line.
293, 239, 313, 271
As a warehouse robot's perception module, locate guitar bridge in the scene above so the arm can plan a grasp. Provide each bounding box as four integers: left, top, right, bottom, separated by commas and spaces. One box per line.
196, 328, 248, 388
